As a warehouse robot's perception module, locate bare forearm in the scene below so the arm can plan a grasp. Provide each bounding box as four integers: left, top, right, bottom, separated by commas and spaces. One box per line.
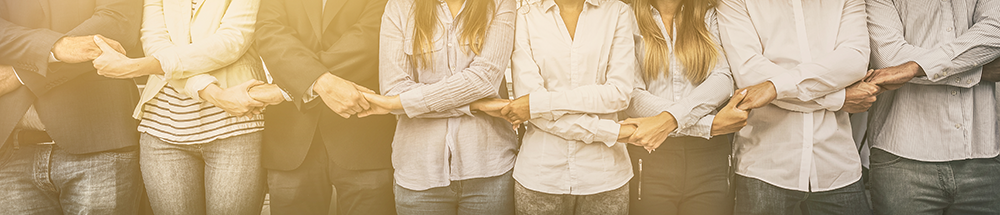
0, 67, 21, 96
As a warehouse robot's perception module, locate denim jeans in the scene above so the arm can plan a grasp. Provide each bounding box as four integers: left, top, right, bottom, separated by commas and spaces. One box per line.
514, 182, 629, 215
869, 148, 1000, 215
394, 170, 514, 215
140, 132, 266, 215
0, 137, 143, 214
734, 175, 872, 215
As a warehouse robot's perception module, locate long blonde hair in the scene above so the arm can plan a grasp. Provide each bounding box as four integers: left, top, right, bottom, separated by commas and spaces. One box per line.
412, 0, 495, 69
630, 0, 718, 84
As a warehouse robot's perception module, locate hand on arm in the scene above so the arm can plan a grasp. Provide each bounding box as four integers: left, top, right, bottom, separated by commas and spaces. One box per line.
357, 93, 401, 118
735, 81, 777, 110
92, 36, 164, 79
711, 89, 749, 136
868, 61, 925, 90
618, 111, 677, 152
0, 65, 21, 96
313, 72, 374, 118
982, 58, 1000, 82
199, 79, 266, 117
841, 70, 882, 113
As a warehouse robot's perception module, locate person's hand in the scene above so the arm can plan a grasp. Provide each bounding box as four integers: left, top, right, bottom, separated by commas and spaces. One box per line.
200, 79, 266, 117
619, 112, 678, 152
313, 73, 374, 118
51, 35, 125, 63
500, 95, 530, 125
617, 123, 639, 147
982, 58, 1000, 82
357, 93, 401, 117
843, 81, 881, 113
0, 65, 21, 97
869, 61, 924, 90
711, 89, 749, 136
735, 81, 777, 110
92, 36, 163, 79
248, 84, 285, 106
471, 98, 511, 119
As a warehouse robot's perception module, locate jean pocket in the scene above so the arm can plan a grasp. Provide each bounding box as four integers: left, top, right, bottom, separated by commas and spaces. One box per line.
869, 148, 902, 167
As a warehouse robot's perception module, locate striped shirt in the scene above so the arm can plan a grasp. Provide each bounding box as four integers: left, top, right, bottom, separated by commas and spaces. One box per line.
137, 85, 264, 145
866, 0, 1000, 162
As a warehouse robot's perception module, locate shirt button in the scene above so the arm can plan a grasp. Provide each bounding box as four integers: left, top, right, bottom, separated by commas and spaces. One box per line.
967, 80, 973, 84
448, 43, 453, 47
946, 27, 954, 32
952, 91, 958, 96
955, 124, 961, 129
935, 74, 942, 79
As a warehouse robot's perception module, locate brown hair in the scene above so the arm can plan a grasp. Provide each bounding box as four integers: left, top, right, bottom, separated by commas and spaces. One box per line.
412, 0, 495, 68
630, 0, 718, 84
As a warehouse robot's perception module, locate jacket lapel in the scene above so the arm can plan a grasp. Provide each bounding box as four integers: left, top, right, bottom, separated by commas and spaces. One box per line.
301, 0, 323, 39
322, 0, 348, 33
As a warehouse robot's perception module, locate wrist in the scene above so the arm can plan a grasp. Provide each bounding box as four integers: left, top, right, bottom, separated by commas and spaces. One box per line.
313, 73, 336, 94
141, 57, 165, 76
907, 61, 925, 77
199, 84, 222, 103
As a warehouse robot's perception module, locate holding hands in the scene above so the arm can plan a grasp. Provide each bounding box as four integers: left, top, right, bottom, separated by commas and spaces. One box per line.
313, 73, 375, 118
52, 35, 126, 64
92, 36, 164, 79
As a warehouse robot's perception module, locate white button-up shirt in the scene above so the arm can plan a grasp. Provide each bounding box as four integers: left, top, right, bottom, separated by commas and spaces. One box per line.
718, 0, 870, 192
866, 0, 1000, 162
626, 7, 733, 140
510, 0, 636, 195
379, 0, 519, 191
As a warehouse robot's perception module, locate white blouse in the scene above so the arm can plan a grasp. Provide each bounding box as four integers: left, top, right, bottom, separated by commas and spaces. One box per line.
510, 0, 637, 195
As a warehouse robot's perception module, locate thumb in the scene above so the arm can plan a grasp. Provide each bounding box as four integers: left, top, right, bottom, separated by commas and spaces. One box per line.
93, 36, 116, 53
727, 89, 748, 110
619, 118, 641, 126
353, 83, 376, 94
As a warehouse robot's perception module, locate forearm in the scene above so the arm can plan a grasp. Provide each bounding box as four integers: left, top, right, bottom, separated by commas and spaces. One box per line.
0, 67, 22, 96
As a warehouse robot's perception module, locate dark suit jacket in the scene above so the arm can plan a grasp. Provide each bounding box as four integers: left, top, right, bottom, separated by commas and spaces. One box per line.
256, 0, 394, 171
0, 0, 142, 154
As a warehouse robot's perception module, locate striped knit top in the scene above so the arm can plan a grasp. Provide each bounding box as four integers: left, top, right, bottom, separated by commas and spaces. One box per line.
137, 84, 264, 145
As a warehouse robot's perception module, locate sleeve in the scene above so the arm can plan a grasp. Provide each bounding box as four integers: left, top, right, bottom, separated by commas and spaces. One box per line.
383, 0, 516, 118
143, 0, 260, 84
528, 114, 622, 147
0, 0, 141, 94
868, 0, 1000, 87
527, 6, 636, 120
663, 12, 734, 130
717, 0, 868, 105
671, 114, 713, 139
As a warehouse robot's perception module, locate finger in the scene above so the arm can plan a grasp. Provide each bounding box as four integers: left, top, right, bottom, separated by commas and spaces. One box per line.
619, 118, 641, 126
727, 89, 748, 110
97, 35, 127, 55
863, 69, 876, 82
92, 36, 117, 54
353, 83, 376, 94
357, 92, 372, 110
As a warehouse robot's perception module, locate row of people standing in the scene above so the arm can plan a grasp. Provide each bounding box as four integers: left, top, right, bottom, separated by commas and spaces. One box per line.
1, 1, 998, 215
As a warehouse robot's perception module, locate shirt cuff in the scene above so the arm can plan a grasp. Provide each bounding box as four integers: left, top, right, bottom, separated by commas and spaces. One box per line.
528, 92, 552, 119
279, 88, 293, 102
184, 74, 219, 101
664, 105, 694, 130
12, 67, 24, 85
913, 49, 951, 82
597, 120, 622, 147
152, 52, 176, 80
768, 76, 799, 100
400, 88, 431, 117
48, 52, 60, 63
816, 89, 846, 111
303, 81, 319, 103
673, 115, 714, 140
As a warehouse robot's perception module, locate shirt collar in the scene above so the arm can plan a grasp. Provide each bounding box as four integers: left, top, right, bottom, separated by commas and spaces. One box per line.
538, 0, 604, 12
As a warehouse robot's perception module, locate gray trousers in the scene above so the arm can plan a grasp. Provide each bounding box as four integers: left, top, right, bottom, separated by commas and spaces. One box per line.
514, 181, 628, 215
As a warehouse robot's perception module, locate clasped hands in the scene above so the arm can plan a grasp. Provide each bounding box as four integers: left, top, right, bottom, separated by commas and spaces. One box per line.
87, 36, 284, 117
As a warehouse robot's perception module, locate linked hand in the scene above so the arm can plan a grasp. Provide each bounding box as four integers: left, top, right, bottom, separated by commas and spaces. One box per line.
314, 73, 372, 118
202, 79, 266, 117
356, 93, 400, 118
248, 84, 285, 105
471, 98, 511, 119
868, 61, 923, 90
500, 95, 531, 126
619, 112, 678, 152
711, 89, 749, 136
843, 70, 882, 113
52, 35, 125, 63
735, 81, 777, 110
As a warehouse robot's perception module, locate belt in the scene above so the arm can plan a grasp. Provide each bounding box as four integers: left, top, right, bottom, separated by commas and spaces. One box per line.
15, 129, 54, 145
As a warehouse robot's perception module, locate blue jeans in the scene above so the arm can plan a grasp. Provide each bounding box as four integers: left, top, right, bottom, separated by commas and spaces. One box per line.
140, 132, 266, 215
0, 137, 143, 214
395, 170, 514, 215
734, 175, 872, 215
869, 148, 1000, 215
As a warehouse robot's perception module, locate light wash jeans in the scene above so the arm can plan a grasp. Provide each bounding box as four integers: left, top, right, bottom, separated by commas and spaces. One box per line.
869, 148, 1000, 215
0, 138, 143, 214
734, 175, 872, 215
394, 169, 515, 215
140, 132, 266, 215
